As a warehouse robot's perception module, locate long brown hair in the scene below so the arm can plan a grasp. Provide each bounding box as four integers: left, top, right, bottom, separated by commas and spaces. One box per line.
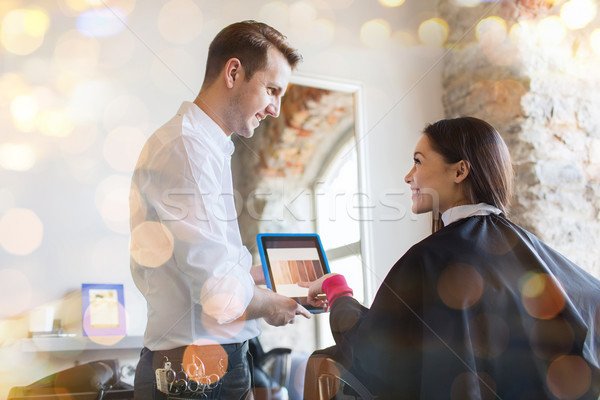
423, 117, 514, 232
203, 20, 302, 86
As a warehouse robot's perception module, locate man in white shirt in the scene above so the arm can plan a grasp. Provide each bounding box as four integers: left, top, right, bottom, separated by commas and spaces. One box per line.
130, 21, 310, 399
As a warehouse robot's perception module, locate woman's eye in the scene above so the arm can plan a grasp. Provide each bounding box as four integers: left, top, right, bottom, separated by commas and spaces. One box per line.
414, 158, 421, 165
267, 88, 275, 95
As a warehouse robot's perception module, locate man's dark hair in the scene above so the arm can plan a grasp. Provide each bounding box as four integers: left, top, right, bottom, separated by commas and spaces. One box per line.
203, 20, 302, 86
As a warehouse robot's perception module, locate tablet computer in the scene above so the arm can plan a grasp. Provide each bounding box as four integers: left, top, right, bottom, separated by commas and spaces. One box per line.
256, 233, 330, 313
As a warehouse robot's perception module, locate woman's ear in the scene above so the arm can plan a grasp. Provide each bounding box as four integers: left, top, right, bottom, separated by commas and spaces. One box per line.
224, 58, 242, 89
454, 160, 470, 183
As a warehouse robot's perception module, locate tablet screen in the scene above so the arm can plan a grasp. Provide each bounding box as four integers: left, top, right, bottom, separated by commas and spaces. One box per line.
257, 234, 330, 313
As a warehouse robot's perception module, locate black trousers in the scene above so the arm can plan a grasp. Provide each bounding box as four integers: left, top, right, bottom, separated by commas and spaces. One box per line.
134, 341, 251, 399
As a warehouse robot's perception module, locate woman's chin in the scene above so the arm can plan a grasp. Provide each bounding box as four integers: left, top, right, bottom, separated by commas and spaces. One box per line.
411, 204, 432, 215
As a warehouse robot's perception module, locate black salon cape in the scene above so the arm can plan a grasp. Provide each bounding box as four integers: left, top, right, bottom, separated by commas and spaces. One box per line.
325, 214, 600, 399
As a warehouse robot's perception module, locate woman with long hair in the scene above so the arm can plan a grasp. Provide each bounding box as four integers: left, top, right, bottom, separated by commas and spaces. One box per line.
302, 117, 600, 399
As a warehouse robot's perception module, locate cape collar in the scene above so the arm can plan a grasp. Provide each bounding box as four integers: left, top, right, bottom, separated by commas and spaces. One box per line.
441, 203, 502, 226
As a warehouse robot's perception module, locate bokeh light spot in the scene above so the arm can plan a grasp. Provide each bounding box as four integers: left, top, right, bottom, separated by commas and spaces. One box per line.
537, 16, 566, 45
418, 18, 449, 47
0, 73, 30, 105
130, 221, 175, 268
529, 317, 574, 360
259, 2, 289, 30
476, 16, 507, 44
129, 183, 147, 228
10, 93, 38, 123
77, 8, 126, 37
0, 208, 43, 255
521, 272, 546, 298
0, 269, 33, 318
54, 30, 100, 75
24, 8, 50, 37
58, 0, 92, 15
37, 109, 75, 137
379, 0, 405, 6
0, 143, 36, 172
157, 0, 203, 44
360, 19, 391, 48
546, 355, 591, 399
289, 2, 317, 30
309, 19, 335, 48
201, 275, 247, 324
1, 8, 50, 55
560, 0, 597, 30
437, 264, 484, 310
521, 273, 566, 319
590, 28, 600, 54
103, 126, 147, 173
509, 20, 536, 46
183, 341, 228, 384
83, 302, 126, 346
95, 174, 131, 234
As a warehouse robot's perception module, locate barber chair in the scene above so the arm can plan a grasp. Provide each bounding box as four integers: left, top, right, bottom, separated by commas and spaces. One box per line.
250, 337, 292, 400
8, 359, 134, 400
250, 337, 313, 400
303, 355, 374, 400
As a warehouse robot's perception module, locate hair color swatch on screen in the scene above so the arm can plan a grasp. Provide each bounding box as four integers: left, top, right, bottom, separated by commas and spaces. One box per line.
272, 260, 324, 285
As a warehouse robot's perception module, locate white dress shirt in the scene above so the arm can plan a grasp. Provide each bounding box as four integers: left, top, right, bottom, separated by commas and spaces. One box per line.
441, 202, 502, 227
130, 102, 259, 350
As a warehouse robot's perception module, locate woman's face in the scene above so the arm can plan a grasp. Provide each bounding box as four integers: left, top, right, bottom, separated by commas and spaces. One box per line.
404, 134, 467, 215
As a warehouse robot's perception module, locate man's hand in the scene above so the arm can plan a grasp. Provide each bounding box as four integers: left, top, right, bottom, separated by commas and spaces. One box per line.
246, 286, 311, 326
263, 292, 311, 326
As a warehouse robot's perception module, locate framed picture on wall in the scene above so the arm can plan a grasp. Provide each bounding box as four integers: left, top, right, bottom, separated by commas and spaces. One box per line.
81, 283, 126, 337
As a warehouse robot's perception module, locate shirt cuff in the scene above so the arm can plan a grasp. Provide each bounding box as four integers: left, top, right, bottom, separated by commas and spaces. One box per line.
322, 274, 353, 307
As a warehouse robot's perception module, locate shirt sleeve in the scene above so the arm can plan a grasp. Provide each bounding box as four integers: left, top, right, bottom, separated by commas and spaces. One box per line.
135, 134, 254, 324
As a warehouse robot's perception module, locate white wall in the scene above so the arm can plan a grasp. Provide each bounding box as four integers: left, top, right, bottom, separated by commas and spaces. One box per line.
0, 0, 443, 396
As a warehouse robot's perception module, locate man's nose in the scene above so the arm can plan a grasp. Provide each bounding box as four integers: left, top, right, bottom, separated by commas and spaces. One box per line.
266, 99, 280, 118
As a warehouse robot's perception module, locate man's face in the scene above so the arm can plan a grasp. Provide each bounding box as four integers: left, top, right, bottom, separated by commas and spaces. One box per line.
227, 47, 292, 138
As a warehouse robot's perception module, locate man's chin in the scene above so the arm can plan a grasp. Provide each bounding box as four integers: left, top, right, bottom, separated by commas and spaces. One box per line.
235, 130, 254, 139
234, 126, 256, 139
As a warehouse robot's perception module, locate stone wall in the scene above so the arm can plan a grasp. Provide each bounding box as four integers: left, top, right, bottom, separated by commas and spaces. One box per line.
439, 0, 600, 277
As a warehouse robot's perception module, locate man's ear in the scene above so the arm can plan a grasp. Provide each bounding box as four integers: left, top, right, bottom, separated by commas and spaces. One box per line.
224, 58, 242, 89
454, 160, 470, 183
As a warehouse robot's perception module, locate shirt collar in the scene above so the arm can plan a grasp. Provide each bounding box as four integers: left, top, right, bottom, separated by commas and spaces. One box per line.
441, 202, 502, 226
178, 101, 235, 156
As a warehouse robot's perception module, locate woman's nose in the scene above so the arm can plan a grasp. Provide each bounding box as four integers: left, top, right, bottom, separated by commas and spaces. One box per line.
404, 167, 414, 184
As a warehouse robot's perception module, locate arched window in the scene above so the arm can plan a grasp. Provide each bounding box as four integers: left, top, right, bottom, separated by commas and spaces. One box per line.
314, 138, 364, 347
